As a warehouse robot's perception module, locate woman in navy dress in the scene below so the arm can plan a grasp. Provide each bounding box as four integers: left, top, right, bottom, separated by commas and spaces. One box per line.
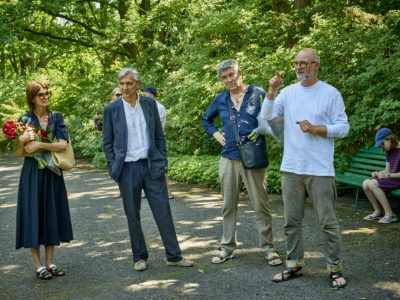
362, 128, 400, 224
16, 81, 73, 279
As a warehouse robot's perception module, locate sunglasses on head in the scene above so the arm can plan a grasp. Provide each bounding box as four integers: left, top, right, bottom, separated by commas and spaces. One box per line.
37, 91, 52, 99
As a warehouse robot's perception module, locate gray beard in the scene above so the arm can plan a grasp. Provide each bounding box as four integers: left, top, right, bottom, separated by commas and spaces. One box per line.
296, 72, 313, 81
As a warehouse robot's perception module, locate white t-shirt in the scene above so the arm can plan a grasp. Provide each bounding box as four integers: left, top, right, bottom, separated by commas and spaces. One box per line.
260, 81, 350, 176
156, 101, 167, 130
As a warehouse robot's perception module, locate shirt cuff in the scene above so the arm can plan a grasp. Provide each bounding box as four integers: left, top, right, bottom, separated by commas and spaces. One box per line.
325, 125, 340, 138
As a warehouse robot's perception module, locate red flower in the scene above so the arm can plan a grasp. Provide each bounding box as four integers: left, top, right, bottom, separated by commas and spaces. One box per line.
40, 129, 49, 140
2, 120, 17, 138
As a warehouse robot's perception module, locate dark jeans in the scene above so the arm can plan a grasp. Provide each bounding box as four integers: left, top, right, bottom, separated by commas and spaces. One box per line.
118, 159, 182, 262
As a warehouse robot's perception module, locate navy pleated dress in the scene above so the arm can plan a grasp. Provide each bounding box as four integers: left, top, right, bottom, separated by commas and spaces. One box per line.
16, 112, 73, 249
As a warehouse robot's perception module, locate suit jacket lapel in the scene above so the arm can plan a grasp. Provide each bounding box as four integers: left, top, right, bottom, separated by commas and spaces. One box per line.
116, 99, 128, 144
140, 97, 153, 136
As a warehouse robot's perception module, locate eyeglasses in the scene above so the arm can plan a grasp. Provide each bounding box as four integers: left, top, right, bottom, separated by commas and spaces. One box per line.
115, 93, 122, 97
292, 61, 317, 68
37, 91, 52, 100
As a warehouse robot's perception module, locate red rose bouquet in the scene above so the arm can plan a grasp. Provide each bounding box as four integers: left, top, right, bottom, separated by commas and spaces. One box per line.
0, 119, 33, 152
0, 117, 60, 175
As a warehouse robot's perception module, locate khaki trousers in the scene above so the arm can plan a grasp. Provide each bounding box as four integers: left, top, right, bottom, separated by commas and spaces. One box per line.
219, 157, 276, 254
282, 172, 342, 272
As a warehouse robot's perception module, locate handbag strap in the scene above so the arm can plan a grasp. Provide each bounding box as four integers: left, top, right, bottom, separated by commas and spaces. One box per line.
49, 111, 56, 140
228, 101, 242, 146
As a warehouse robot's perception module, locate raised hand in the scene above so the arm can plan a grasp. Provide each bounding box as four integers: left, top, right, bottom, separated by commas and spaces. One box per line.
269, 71, 284, 92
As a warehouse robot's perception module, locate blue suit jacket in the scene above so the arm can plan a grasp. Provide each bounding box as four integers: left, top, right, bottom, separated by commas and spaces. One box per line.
102, 96, 167, 182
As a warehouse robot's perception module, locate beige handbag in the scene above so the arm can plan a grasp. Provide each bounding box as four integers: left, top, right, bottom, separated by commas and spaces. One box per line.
52, 135, 75, 171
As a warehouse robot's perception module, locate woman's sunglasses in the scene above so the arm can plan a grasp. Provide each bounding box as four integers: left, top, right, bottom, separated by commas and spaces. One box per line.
37, 91, 52, 100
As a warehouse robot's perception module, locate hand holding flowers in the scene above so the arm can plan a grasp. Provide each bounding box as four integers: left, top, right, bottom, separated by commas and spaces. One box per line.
1, 117, 61, 174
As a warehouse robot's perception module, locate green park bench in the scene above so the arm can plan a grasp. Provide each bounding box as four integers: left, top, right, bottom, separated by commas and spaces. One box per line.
335, 147, 400, 211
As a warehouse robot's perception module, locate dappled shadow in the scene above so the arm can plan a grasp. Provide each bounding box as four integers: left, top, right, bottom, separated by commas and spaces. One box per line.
0, 153, 399, 299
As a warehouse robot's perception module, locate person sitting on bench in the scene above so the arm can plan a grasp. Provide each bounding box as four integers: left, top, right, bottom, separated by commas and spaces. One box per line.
362, 128, 400, 224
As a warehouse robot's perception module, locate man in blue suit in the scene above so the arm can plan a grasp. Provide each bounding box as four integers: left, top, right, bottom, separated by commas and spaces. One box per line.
103, 67, 194, 271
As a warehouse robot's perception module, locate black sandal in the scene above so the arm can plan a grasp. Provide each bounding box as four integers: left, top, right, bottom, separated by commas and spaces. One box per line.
47, 264, 65, 276
272, 267, 303, 282
36, 266, 53, 280
330, 271, 346, 289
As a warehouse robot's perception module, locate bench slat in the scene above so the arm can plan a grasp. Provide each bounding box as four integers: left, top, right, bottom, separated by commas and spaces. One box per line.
349, 163, 382, 171
335, 147, 400, 211
392, 190, 400, 197
352, 157, 386, 167
346, 168, 372, 176
356, 153, 385, 160
336, 173, 368, 186
360, 147, 384, 154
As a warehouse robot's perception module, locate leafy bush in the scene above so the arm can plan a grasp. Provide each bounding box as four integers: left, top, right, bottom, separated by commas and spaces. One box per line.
168, 154, 220, 188
168, 153, 283, 193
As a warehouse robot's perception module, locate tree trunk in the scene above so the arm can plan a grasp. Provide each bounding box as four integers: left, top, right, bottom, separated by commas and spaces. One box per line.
8, 53, 19, 76
0, 50, 5, 78
271, 0, 312, 48
293, 0, 312, 10
36, 16, 48, 70
270, 0, 291, 13
139, 0, 153, 49
139, 0, 150, 16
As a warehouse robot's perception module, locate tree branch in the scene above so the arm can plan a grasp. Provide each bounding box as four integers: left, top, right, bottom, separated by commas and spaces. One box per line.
87, 1, 103, 29
75, 0, 118, 10
23, 28, 94, 47
38, 7, 107, 37
23, 28, 131, 58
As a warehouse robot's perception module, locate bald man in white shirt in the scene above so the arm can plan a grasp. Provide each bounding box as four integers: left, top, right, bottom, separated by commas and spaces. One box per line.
261, 48, 349, 288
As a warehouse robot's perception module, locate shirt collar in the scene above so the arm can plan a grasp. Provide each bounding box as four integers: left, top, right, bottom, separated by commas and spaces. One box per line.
122, 94, 140, 108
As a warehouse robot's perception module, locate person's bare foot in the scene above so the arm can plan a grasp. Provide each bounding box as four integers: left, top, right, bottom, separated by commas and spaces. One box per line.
330, 271, 347, 288
211, 251, 233, 264
265, 251, 282, 266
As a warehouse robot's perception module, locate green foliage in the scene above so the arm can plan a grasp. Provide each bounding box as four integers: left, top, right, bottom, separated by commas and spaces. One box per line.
1, 0, 399, 192
168, 153, 283, 193
168, 154, 220, 188
266, 162, 283, 194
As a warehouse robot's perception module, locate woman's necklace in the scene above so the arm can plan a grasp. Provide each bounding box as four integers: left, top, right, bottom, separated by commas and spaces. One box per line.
231, 85, 248, 108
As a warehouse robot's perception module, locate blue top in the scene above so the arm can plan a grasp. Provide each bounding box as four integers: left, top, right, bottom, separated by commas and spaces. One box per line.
16, 111, 73, 249
18, 111, 69, 142
202, 84, 266, 160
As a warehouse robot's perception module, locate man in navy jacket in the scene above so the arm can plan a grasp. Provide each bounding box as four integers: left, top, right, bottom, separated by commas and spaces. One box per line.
103, 67, 194, 271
